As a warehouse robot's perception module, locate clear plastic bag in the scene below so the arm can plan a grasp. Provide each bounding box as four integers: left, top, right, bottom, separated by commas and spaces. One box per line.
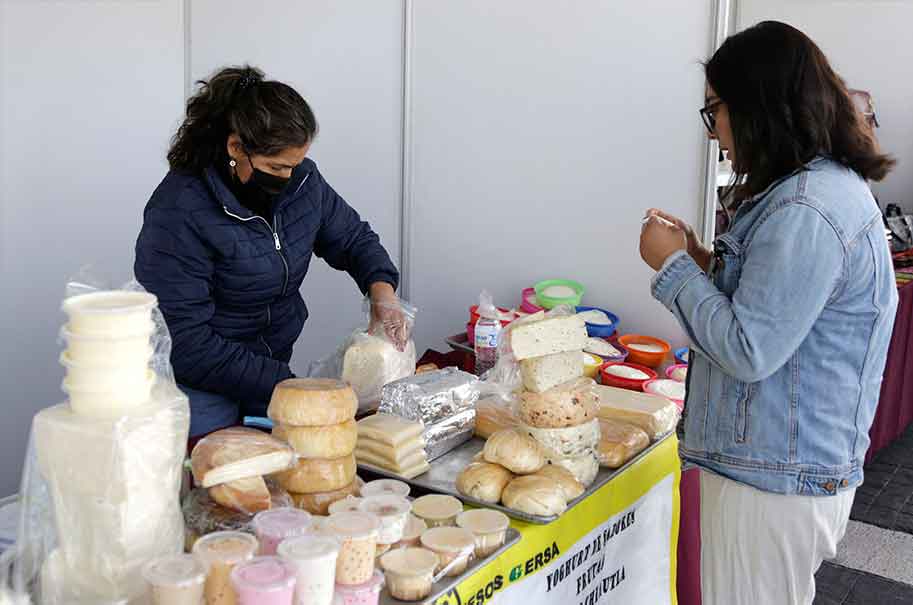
307, 296, 418, 412
0, 275, 190, 605
189, 426, 296, 488
182, 482, 293, 551
597, 420, 651, 468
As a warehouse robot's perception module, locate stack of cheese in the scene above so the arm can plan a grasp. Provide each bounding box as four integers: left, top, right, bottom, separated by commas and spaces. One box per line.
190, 427, 297, 514
591, 384, 679, 468
510, 314, 601, 487
267, 379, 363, 515
456, 428, 585, 517
355, 413, 430, 479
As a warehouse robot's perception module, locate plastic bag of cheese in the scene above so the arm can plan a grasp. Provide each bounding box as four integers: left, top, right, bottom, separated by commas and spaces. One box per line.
593, 385, 679, 441
306, 296, 418, 412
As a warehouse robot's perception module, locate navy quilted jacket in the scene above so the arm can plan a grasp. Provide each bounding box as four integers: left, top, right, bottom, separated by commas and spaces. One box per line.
134, 159, 399, 410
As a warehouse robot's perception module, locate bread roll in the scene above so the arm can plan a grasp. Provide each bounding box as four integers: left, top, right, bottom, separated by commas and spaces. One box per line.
289, 477, 364, 515
532, 464, 584, 501
273, 420, 358, 459
501, 476, 567, 516
482, 429, 545, 475
547, 451, 600, 487
598, 420, 650, 468
208, 476, 271, 514
521, 419, 600, 459
456, 462, 514, 503
274, 454, 357, 494
191, 427, 296, 488
518, 378, 597, 429
267, 378, 358, 427
475, 398, 520, 439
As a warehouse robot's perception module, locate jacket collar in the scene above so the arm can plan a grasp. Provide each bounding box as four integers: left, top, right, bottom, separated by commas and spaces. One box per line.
203, 159, 314, 220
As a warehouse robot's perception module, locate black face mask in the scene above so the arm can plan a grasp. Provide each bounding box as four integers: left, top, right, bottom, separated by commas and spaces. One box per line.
230, 153, 291, 216
249, 163, 291, 196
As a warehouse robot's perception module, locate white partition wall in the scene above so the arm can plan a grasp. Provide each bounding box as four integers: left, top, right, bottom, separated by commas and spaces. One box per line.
189, 0, 405, 370
406, 0, 713, 353
0, 0, 186, 496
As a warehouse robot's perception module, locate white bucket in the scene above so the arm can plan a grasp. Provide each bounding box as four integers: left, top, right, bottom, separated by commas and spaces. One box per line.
62, 290, 156, 337
59, 351, 150, 390
61, 325, 154, 367
62, 370, 156, 419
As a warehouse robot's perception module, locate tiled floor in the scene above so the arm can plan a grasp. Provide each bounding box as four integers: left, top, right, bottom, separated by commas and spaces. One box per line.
814, 561, 913, 604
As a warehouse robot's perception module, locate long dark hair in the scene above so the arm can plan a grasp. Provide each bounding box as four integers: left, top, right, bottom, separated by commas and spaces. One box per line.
706, 21, 894, 200
167, 66, 318, 173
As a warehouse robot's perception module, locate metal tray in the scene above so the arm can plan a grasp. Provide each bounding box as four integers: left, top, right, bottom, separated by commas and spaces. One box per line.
378, 527, 521, 605
359, 433, 672, 524
445, 332, 475, 355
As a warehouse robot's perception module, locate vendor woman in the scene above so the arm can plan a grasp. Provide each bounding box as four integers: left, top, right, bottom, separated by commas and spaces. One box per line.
639, 22, 897, 605
135, 66, 401, 437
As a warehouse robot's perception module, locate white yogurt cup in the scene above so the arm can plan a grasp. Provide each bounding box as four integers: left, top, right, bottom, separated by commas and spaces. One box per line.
62, 370, 156, 419
278, 535, 341, 605
358, 495, 411, 545
62, 325, 153, 367
59, 351, 150, 389
62, 290, 156, 337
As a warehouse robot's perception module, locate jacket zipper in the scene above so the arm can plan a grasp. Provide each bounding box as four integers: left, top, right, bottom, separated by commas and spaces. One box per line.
735, 383, 755, 443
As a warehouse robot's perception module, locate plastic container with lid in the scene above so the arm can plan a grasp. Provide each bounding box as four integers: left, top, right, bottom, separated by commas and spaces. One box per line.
61, 324, 153, 366
456, 509, 510, 558
62, 290, 157, 337
328, 511, 381, 586
358, 495, 411, 545
643, 379, 686, 412
143, 554, 206, 605
420, 527, 476, 577
379, 548, 440, 601
277, 535, 340, 605
674, 347, 689, 365
395, 515, 428, 548
59, 351, 150, 388
334, 570, 384, 605
574, 306, 619, 338
192, 531, 259, 605
582, 352, 602, 379
328, 497, 364, 516
520, 287, 544, 314
62, 369, 156, 419
253, 507, 312, 556
230, 556, 297, 605
534, 279, 585, 310
617, 334, 671, 368
666, 364, 689, 383
599, 362, 657, 391
360, 479, 411, 499
411, 495, 463, 529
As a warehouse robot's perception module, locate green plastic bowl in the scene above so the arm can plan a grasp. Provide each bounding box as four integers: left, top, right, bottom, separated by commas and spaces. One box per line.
534, 279, 585, 310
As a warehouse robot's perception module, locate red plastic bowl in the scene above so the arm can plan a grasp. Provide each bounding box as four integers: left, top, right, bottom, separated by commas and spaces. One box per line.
599, 362, 657, 391
469, 305, 515, 327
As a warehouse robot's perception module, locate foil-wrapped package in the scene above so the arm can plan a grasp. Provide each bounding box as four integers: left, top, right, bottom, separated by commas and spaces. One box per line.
379, 368, 480, 461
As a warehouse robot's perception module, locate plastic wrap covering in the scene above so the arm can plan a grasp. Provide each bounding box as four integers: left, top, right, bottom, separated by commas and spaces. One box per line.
0, 278, 189, 605
182, 483, 292, 550
307, 297, 418, 412
597, 420, 650, 468
474, 397, 520, 439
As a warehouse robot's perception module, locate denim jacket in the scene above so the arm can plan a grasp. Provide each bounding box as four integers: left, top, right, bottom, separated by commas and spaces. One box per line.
653, 157, 897, 496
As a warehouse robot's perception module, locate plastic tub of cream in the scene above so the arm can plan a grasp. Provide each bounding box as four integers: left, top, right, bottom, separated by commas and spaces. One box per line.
253, 507, 312, 556
62, 290, 156, 337
456, 509, 510, 558
61, 325, 153, 366
411, 495, 463, 528
360, 479, 410, 499
143, 554, 206, 605
419, 527, 475, 577
666, 364, 689, 383
534, 279, 585, 310
62, 369, 156, 418
643, 379, 686, 411
277, 535, 340, 605
380, 548, 439, 601
230, 556, 297, 605
582, 352, 602, 379
328, 511, 381, 586
520, 287, 544, 314
328, 497, 364, 516
358, 495, 411, 545
59, 351, 150, 389
192, 531, 259, 605
395, 515, 428, 548
334, 570, 384, 605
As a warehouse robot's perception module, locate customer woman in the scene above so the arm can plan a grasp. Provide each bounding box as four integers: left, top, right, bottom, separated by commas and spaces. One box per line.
639, 22, 897, 605
135, 66, 402, 437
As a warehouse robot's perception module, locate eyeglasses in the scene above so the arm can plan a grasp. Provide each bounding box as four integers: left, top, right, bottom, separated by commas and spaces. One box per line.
699, 100, 723, 134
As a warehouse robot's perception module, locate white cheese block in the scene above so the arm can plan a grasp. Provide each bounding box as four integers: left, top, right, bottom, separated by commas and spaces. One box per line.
545, 451, 600, 487
342, 334, 416, 405
576, 310, 612, 326
584, 338, 621, 358
521, 418, 600, 458
355, 436, 425, 466
519, 350, 584, 393
510, 315, 588, 361
603, 365, 650, 380
593, 385, 680, 440
357, 413, 425, 447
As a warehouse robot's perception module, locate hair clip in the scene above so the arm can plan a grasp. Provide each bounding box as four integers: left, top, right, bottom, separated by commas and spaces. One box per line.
239, 73, 256, 90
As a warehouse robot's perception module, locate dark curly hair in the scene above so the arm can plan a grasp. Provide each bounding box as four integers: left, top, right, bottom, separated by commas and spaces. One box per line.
167, 65, 318, 173
706, 21, 894, 200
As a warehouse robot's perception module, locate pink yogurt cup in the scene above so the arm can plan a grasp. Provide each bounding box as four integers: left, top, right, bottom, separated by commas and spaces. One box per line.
231, 556, 297, 605
253, 508, 312, 556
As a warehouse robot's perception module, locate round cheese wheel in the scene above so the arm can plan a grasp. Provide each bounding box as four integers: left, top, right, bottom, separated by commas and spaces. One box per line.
521, 419, 600, 459
289, 477, 364, 515
532, 464, 584, 501
267, 378, 358, 427
483, 429, 545, 475
456, 462, 514, 504
547, 452, 600, 487
518, 379, 597, 429
501, 476, 567, 517
273, 420, 358, 459
274, 454, 357, 494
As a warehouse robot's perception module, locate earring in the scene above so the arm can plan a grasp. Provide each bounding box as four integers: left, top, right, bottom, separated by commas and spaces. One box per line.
229, 159, 237, 167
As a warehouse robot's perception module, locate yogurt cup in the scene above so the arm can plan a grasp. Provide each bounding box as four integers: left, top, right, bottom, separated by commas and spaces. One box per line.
395, 515, 428, 549
358, 495, 411, 545
62, 369, 156, 419
230, 557, 296, 605
359, 479, 410, 499
419, 527, 475, 577
193, 531, 259, 605
456, 510, 510, 558
277, 534, 340, 605
62, 290, 156, 337
334, 570, 384, 605
61, 324, 153, 366
328, 497, 364, 516
143, 554, 206, 605
411, 495, 463, 528
59, 351, 150, 389
328, 512, 381, 586
380, 548, 439, 601
253, 508, 312, 556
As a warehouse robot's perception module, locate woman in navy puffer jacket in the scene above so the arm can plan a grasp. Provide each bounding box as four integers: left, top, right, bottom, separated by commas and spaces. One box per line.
135, 66, 401, 437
